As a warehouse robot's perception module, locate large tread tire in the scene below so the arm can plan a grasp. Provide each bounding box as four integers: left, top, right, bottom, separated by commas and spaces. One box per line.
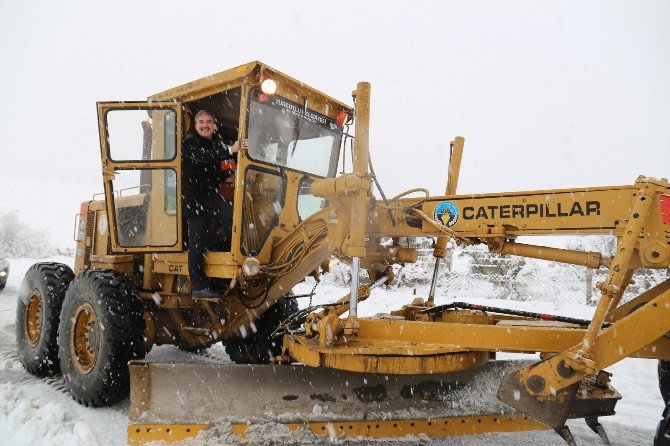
656, 402, 670, 446
224, 294, 298, 364
58, 270, 145, 406
660, 360, 670, 405
16, 262, 74, 376
176, 344, 213, 354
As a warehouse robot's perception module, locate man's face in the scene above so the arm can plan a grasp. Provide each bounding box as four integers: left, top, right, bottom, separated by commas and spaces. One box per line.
195, 113, 216, 139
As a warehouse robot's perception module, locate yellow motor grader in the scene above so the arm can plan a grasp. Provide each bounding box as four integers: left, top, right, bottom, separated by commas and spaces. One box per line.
15, 61, 670, 445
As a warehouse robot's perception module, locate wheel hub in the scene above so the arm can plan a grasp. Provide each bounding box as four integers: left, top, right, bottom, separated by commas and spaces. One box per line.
25, 289, 42, 348
70, 302, 99, 374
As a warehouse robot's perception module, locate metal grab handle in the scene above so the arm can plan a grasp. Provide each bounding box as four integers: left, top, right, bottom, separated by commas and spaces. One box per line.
117, 184, 151, 197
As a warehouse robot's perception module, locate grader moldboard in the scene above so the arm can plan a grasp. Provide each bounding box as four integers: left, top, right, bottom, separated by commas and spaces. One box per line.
15, 61, 670, 445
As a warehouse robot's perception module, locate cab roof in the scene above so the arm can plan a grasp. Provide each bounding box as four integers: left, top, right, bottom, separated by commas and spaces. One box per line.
148, 60, 353, 113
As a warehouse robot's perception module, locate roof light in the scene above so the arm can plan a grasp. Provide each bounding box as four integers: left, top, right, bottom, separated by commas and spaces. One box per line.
261, 79, 278, 95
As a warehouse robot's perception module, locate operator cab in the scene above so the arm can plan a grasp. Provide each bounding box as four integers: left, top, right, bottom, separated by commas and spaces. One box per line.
95, 61, 352, 278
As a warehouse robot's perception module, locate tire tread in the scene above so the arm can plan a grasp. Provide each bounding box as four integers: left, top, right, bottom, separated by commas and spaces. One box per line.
16, 262, 74, 376
59, 269, 144, 407
224, 294, 298, 364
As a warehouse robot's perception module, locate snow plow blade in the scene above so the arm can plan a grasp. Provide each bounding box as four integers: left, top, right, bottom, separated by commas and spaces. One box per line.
127, 360, 620, 444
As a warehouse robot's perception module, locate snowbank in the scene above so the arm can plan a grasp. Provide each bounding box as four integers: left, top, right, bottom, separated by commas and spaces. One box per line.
0, 257, 665, 445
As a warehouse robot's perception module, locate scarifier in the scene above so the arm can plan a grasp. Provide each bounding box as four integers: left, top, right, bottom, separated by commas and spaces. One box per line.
14, 61, 670, 445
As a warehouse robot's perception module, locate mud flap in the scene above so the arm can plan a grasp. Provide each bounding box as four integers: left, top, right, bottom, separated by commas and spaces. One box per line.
655, 402, 670, 446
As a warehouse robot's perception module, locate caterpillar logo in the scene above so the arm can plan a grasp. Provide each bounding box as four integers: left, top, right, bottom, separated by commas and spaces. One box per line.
461, 201, 601, 220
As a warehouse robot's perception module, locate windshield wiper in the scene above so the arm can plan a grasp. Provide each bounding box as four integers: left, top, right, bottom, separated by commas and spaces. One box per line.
290, 97, 308, 157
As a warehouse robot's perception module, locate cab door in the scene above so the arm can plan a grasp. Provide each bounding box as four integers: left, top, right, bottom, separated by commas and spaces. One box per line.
97, 102, 183, 253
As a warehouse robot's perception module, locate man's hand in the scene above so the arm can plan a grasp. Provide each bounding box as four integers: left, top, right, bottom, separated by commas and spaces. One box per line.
231, 139, 249, 154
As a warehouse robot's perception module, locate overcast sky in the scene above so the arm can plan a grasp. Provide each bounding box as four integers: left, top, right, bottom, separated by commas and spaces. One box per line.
1, 1, 669, 246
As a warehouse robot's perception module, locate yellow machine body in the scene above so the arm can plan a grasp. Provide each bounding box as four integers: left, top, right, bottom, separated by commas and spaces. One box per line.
59, 62, 670, 443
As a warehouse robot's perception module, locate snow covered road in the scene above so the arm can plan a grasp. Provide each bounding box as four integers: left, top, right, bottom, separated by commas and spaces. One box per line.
0, 258, 664, 445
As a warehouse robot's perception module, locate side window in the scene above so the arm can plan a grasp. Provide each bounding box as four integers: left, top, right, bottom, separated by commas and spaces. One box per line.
106, 109, 176, 161
241, 168, 285, 255
164, 112, 176, 159
112, 169, 178, 247
164, 112, 177, 214
297, 177, 327, 221
164, 170, 177, 215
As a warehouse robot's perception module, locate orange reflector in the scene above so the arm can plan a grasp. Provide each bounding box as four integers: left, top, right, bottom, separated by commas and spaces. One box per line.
80, 202, 88, 214
336, 111, 348, 127
661, 195, 670, 224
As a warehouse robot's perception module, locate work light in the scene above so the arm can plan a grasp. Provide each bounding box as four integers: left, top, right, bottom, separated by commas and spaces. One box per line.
261, 79, 278, 95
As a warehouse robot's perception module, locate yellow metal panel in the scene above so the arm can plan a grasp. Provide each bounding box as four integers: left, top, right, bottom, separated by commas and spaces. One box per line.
283, 334, 321, 367
148, 61, 353, 117
128, 424, 210, 445
285, 316, 670, 376
148, 61, 258, 102
509, 285, 670, 399
356, 318, 584, 353
320, 349, 492, 374
293, 414, 547, 439
127, 414, 547, 444
425, 187, 636, 234
151, 252, 238, 279
286, 333, 492, 374
370, 185, 646, 238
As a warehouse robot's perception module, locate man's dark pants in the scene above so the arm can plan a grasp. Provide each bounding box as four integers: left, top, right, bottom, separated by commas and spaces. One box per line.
187, 198, 233, 291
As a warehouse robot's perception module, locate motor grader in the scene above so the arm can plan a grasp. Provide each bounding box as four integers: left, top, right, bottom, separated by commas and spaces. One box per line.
15, 61, 670, 445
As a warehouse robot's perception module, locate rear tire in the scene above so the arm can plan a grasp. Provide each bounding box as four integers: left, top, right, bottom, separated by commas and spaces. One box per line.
655, 402, 670, 445
224, 294, 298, 364
59, 270, 145, 406
176, 343, 213, 354
16, 262, 74, 376
660, 360, 670, 405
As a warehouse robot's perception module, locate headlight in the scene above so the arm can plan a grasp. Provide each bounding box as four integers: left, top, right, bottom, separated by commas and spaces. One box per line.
0, 271, 6, 277
242, 257, 261, 276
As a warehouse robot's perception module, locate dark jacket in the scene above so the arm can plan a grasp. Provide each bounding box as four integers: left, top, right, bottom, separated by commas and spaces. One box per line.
181, 132, 235, 217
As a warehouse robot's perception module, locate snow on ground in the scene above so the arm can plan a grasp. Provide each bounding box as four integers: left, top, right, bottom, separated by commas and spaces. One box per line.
0, 258, 128, 446
0, 258, 664, 445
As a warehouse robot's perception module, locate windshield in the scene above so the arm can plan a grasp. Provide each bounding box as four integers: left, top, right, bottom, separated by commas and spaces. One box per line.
247, 90, 342, 178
